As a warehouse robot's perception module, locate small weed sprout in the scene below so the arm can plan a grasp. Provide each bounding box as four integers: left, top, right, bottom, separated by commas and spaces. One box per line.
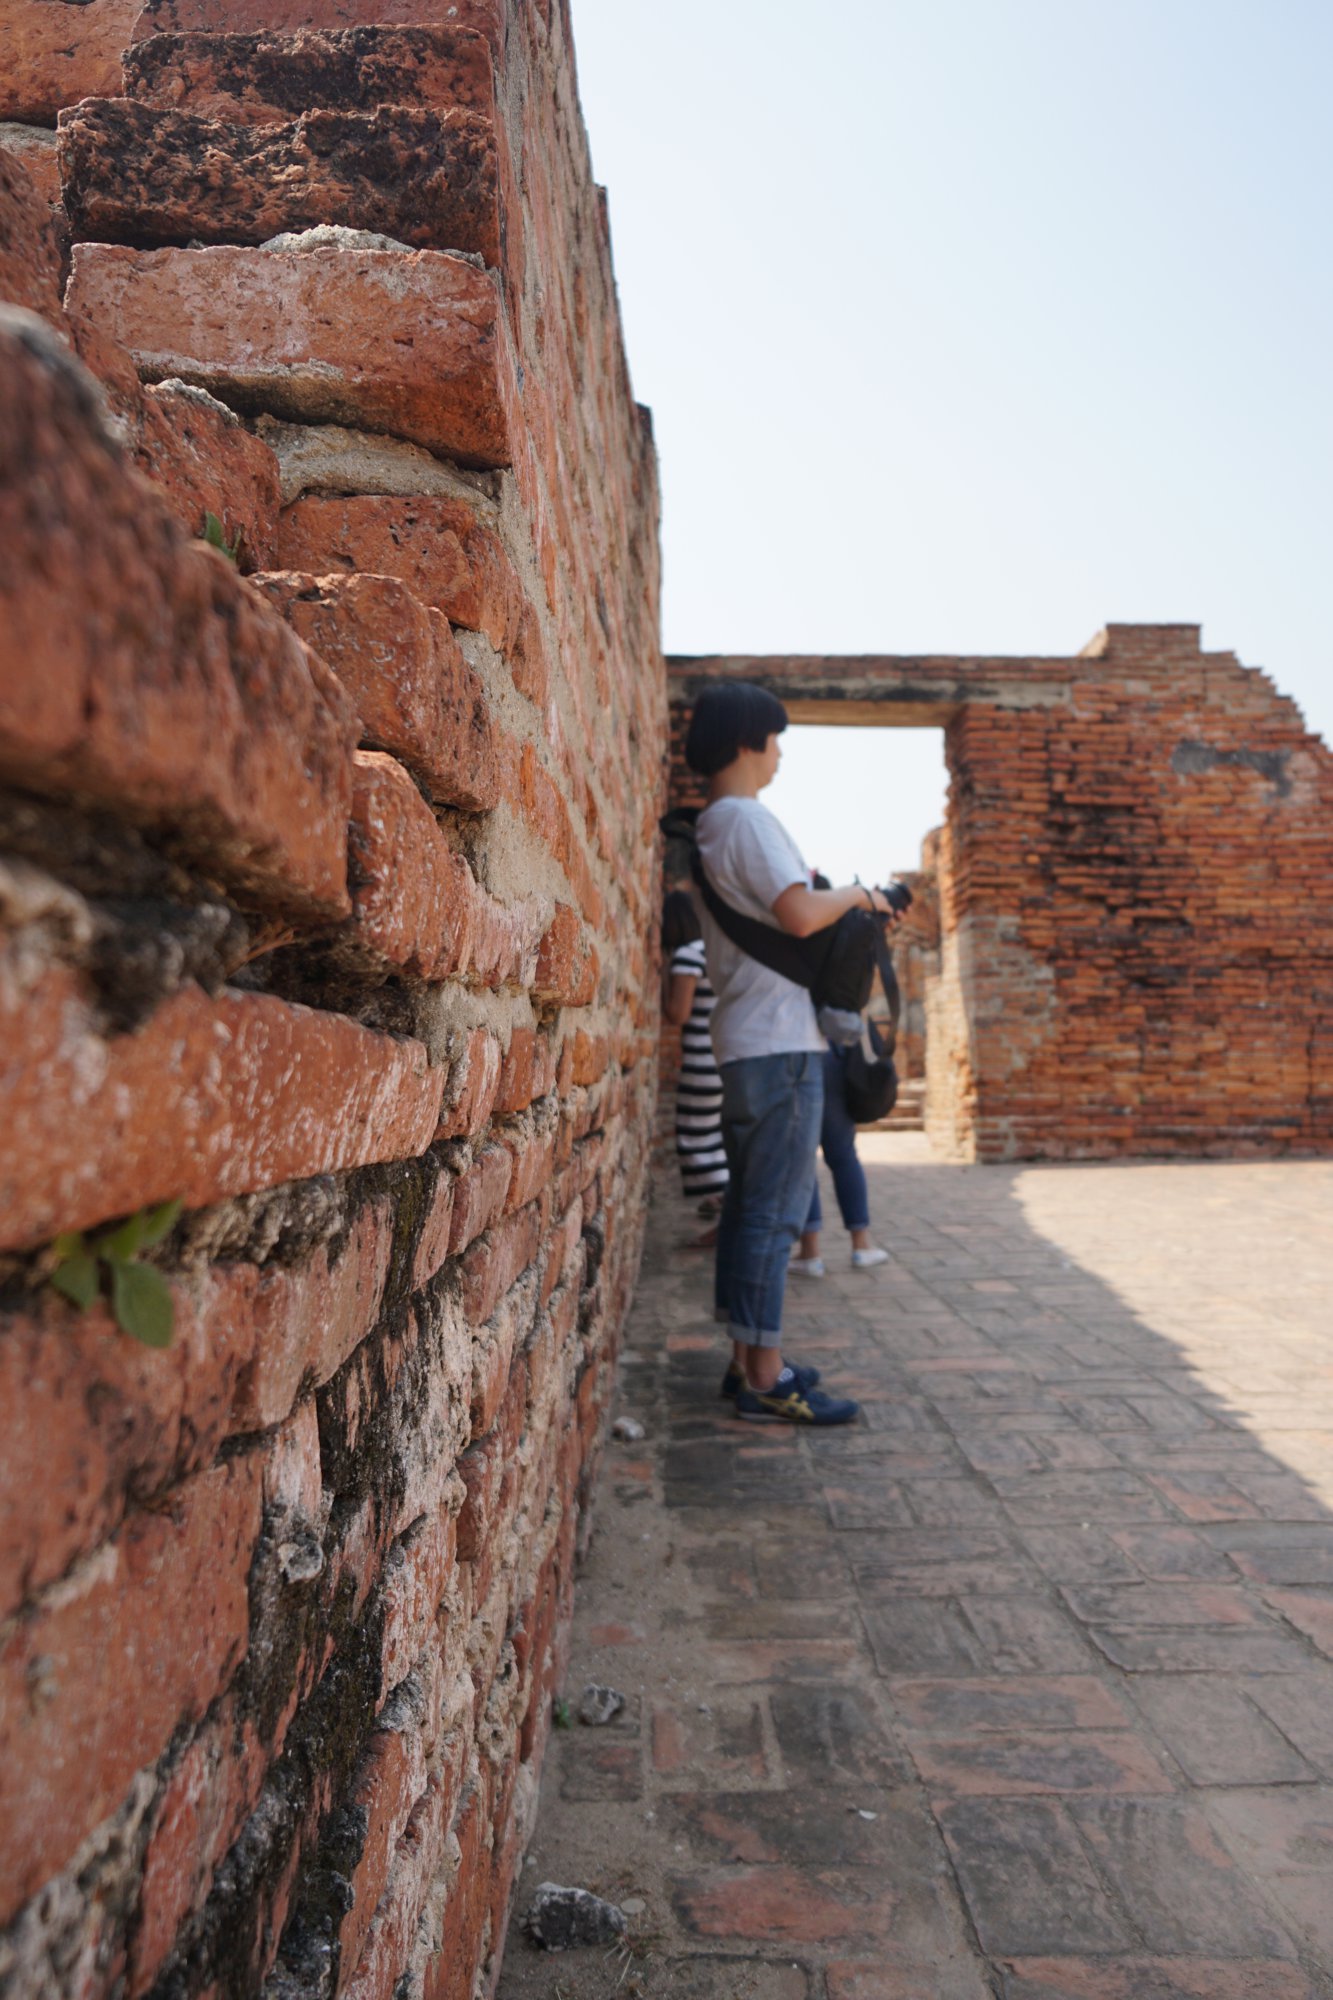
49, 1198, 182, 1347
203, 511, 243, 565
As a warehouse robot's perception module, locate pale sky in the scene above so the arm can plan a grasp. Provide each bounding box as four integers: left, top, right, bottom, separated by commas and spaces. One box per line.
569, 0, 1333, 877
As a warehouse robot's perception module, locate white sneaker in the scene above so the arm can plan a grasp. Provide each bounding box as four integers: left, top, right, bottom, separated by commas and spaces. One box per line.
788, 1256, 826, 1278
851, 1245, 889, 1270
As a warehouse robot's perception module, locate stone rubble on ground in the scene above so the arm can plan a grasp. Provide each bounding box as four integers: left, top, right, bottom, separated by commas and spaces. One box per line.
523, 1883, 628, 1950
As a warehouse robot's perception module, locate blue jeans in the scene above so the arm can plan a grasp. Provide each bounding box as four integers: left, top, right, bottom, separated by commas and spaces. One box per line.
714, 1051, 824, 1347
806, 1044, 870, 1234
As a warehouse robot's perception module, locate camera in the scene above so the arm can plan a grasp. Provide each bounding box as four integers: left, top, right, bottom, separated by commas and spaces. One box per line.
878, 881, 913, 917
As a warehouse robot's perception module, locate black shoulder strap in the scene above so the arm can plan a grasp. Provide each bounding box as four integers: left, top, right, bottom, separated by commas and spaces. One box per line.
662, 803, 825, 989
864, 924, 900, 1057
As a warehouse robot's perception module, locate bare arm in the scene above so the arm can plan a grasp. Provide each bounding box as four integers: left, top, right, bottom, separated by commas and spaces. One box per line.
663, 970, 698, 1025
771, 881, 900, 939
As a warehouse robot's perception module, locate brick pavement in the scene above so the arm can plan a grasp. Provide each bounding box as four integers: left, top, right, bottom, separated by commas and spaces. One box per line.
497, 1137, 1333, 2000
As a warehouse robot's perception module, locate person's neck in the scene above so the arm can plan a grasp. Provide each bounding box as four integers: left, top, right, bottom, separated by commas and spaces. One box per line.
708, 759, 764, 803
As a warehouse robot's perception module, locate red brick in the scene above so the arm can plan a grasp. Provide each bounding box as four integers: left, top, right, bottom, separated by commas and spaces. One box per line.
463, 1208, 543, 1351
533, 901, 599, 1006
435, 1029, 503, 1141
0, 1455, 263, 1925
0, 0, 139, 122
134, 380, 282, 570
342, 1760, 456, 2000
448, 1145, 513, 1256
339, 1708, 431, 1979
0, 1197, 395, 1615
501, 1124, 558, 1216
0, 123, 60, 213
349, 752, 533, 986
274, 492, 537, 667
569, 1028, 613, 1088
134, 0, 505, 56
130, 1695, 269, 1996
0, 318, 358, 919
122, 26, 496, 127
59, 100, 502, 268
67, 240, 519, 469
380, 1514, 459, 1700
0, 146, 60, 321
494, 1026, 559, 1117
411, 1171, 457, 1291
250, 571, 500, 809
0, 964, 443, 1251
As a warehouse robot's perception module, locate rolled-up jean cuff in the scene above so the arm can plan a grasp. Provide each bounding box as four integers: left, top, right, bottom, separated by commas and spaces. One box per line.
731, 1321, 782, 1348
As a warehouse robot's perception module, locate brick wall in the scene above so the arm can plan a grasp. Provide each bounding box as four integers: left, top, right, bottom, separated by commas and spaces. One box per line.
668, 636, 1333, 1161
0, 4, 663, 1996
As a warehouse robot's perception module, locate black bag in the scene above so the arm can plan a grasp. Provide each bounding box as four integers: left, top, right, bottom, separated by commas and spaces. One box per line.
660, 807, 884, 1015
842, 928, 901, 1124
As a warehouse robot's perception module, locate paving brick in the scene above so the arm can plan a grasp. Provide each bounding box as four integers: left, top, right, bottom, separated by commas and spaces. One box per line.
890, 1675, 1134, 1735
0, 316, 358, 919
250, 571, 500, 809
0, 1455, 263, 1926
862, 1600, 991, 1677
67, 240, 519, 468
769, 1685, 911, 1789
999, 1961, 1321, 2000
122, 25, 496, 126
909, 1729, 1174, 1798
827, 1963, 995, 2000
1128, 1675, 1318, 1786
1071, 1798, 1300, 1957
937, 1799, 1136, 1955
557, 1740, 641, 1802
665, 1789, 934, 1873
1245, 1670, 1333, 1775
670, 1865, 897, 1948
0, 0, 139, 122
0, 967, 442, 1251
60, 100, 502, 266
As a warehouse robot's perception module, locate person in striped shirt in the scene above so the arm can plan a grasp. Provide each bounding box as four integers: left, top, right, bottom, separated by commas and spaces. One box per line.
662, 890, 729, 1214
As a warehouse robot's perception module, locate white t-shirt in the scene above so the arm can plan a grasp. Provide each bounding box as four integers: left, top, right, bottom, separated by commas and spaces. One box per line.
695, 795, 823, 1066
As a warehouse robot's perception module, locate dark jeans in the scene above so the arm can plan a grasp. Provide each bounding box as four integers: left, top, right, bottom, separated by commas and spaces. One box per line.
714, 1050, 824, 1347
805, 1044, 870, 1234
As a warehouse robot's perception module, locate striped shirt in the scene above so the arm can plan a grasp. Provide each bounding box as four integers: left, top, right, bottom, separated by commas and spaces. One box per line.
671, 938, 728, 1196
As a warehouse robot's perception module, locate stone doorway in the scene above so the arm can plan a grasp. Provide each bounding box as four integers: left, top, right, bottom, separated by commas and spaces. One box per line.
667, 626, 1333, 1163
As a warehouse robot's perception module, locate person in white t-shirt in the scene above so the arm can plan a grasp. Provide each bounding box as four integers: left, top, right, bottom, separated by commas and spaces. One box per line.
686, 681, 903, 1425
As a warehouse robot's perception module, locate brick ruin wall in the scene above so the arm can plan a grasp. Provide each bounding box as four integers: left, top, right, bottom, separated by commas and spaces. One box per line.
669, 636, 1333, 1162
0, 4, 663, 1996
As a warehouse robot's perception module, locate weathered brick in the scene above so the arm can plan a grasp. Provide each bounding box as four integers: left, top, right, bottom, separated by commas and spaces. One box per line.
412, 1171, 457, 1291
249, 571, 500, 809
0, 1455, 264, 1926
59, 101, 502, 267
0, 122, 60, 212
134, 379, 283, 569
435, 1028, 503, 1141
462, 1205, 543, 1341
449, 1145, 513, 1256
134, 0, 505, 55
0, 0, 139, 122
349, 751, 534, 986
130, 1694, 269, 1996
0, 1196, 396, 1614
0, 965, 442, 1250
67, 240, 519, 468
0, 147, 60, 321
0, 314, 358, 919
123, 26, 496, 127
273, 492, 537, 668
494, 1026, 559, 1117
533, 901, 599, 1006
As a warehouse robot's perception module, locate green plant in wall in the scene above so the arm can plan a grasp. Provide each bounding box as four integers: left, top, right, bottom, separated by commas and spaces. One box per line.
49, 1199, 183, 1347
202, 511, 243, 565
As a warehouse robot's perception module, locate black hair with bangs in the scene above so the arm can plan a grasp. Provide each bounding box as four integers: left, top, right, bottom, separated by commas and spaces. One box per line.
683, 680, 789, 778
